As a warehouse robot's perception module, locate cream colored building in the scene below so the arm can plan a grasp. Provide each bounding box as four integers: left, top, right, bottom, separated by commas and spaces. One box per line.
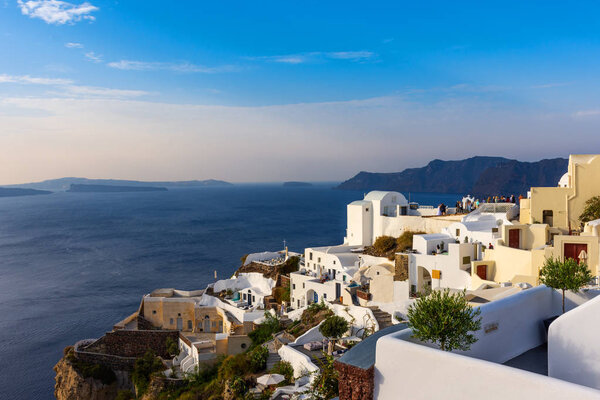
471, 222, 600, 288
520, 154, 600, 232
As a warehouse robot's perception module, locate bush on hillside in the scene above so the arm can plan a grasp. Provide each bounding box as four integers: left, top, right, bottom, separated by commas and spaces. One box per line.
131, 350, 165, 396
248, 345, 269, 373
396, 231, 426, 252
249, 312, 281, 347
373, 236, 396, 254
270, 361, 294, 385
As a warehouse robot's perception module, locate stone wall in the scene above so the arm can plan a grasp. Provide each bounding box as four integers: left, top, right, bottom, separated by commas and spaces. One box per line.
79, 330, 178, 360
335, 361, 374, 400
394, 254, 409, 281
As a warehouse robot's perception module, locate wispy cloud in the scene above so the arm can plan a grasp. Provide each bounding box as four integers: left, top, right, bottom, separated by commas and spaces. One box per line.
0, 73, 73, 85
17, 0, 98, 25
106, 60, 236, 73
0, 73, 150, 99
84, 51, 102, 63
251, 51, 376, 64
65, 42, 83, 48
531, 82, 570, 89
62, 85, 150, 98
573, 110, 600, 118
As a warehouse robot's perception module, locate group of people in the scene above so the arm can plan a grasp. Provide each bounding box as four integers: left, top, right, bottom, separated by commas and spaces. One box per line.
453, 194, 523, 214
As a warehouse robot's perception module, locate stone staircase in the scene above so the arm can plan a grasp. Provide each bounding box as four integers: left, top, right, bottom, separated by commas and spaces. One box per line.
368, 306, 393, 330
266, 351, 282, 370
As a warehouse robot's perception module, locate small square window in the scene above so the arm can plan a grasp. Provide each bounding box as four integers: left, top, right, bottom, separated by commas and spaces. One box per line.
170, 318, 174, 325
292, 284, 296, 289
152, 310, 157, 314
366, 208, 369, 212
323, 294, 327, 299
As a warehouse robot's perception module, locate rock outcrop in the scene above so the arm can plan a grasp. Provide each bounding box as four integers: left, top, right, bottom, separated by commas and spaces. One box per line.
54, 357, 119, 400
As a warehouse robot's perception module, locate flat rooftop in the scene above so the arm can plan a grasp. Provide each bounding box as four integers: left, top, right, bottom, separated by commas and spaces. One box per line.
502, 343, 548, 376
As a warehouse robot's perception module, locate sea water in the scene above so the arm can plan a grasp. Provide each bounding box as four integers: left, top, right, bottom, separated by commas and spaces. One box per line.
0, 184, 460, 399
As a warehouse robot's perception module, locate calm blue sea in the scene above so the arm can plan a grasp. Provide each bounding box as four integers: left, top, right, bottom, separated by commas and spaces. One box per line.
0, 184, 461, 399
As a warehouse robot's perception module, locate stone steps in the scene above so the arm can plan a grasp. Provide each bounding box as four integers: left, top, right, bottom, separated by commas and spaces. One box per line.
368, 306, 394, 329
266, 351, 282, 370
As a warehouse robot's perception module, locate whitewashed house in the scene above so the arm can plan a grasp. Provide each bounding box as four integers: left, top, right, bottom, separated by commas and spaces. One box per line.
408, 233, 479, 294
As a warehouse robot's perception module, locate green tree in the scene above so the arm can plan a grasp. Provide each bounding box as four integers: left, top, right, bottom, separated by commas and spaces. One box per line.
539, 256, 593, 313
165, 336, 179, 356
319, 315, 349, 355
131, 350, 165, 396
373, 236, 396, 254
248, 345, 269, 372
407, 289, 481, 352
270, 360, 294, 385
304, 354, 339, 400
580, 196, 600, 225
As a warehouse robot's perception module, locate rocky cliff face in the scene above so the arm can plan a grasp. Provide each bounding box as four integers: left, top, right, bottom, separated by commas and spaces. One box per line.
54, 357, 119, 400
336, 156, 568, 196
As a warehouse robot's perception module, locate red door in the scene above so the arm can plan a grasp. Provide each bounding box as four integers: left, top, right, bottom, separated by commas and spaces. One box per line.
476, 265, 487, 280
564, 243, 588, 264
508, 229, 520, 249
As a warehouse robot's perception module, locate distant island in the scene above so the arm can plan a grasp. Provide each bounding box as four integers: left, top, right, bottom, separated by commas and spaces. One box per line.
0, 187, 52, 198
67, 184, 168, 193
283, 181, 313, 187
337, 156, 568, 196
6, 177, 232, 191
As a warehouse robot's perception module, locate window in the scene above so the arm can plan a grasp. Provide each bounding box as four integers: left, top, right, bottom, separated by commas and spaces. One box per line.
292, 284, 296, 290
177, 313, 181, 317
241, 343, 247, 349
187, 320, 192, 330
252, 296, 256, 302
365, 208, 369, 212
377, 271, 380, 275
302, 283, 305, 288
333, 260, 336, 265
310, 253, 313, 260
456, 229, 460, 236
170, 318, 174, 325
323, 293, 327, 299
343, 275, 346, 281
462, 256, 471, 265
212, 321, 217, 327
152, 310, 156, 314
543, 210, 554, 226
492, 228, 498, 233
243, 293, 247, 300
318, 257, 321, 262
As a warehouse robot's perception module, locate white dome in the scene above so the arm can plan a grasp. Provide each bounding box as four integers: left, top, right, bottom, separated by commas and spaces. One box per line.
558, 172, 569, 188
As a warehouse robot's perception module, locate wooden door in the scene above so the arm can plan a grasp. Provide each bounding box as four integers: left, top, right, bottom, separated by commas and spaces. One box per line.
477, 265, 487, 280
564, 243, 588, 264
508, 229, 520, 249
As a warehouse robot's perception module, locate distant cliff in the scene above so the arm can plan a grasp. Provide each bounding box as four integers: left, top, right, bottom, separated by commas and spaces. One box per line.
67, 184, 167, 193
7, 177, 232, 191
0, 187, 52, 197
337, 156, 568, 196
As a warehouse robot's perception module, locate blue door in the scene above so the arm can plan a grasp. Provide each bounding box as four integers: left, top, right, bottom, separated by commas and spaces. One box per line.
313, 291, 318, 303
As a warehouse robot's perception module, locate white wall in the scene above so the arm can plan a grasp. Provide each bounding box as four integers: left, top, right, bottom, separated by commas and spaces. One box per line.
374, 332, 600, 400
373, 286, 600, 400
549, 294, 600, 390
278, 344, 319, 380
293, 322, 325, 346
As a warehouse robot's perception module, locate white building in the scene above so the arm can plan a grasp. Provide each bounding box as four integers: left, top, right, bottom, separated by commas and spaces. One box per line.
408, 233, 478, 294
291, 245, 362, 308
345, 190, 459, 246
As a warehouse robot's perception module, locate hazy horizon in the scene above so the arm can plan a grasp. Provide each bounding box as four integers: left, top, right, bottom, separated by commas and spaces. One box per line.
2, 1, 600, 184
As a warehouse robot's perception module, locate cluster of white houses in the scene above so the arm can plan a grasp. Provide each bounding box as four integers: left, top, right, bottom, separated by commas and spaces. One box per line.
111, 154, 600, 399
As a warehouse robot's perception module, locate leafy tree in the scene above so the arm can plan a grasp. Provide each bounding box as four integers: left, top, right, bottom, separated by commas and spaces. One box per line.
249, 312, 281, 347
304, 354, 339, 400
165, 336, 179, 356
539, 256, 593, 313
407, 289, 481, 352
131, 350, 165, 396
248, 345, 269, 372
580, 196, 600, 225
319, 315, 349, 355
270, 360, 294, 385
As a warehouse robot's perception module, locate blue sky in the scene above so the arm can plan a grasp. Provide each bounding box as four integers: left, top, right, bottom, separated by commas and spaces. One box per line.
1, 1, 600, 183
